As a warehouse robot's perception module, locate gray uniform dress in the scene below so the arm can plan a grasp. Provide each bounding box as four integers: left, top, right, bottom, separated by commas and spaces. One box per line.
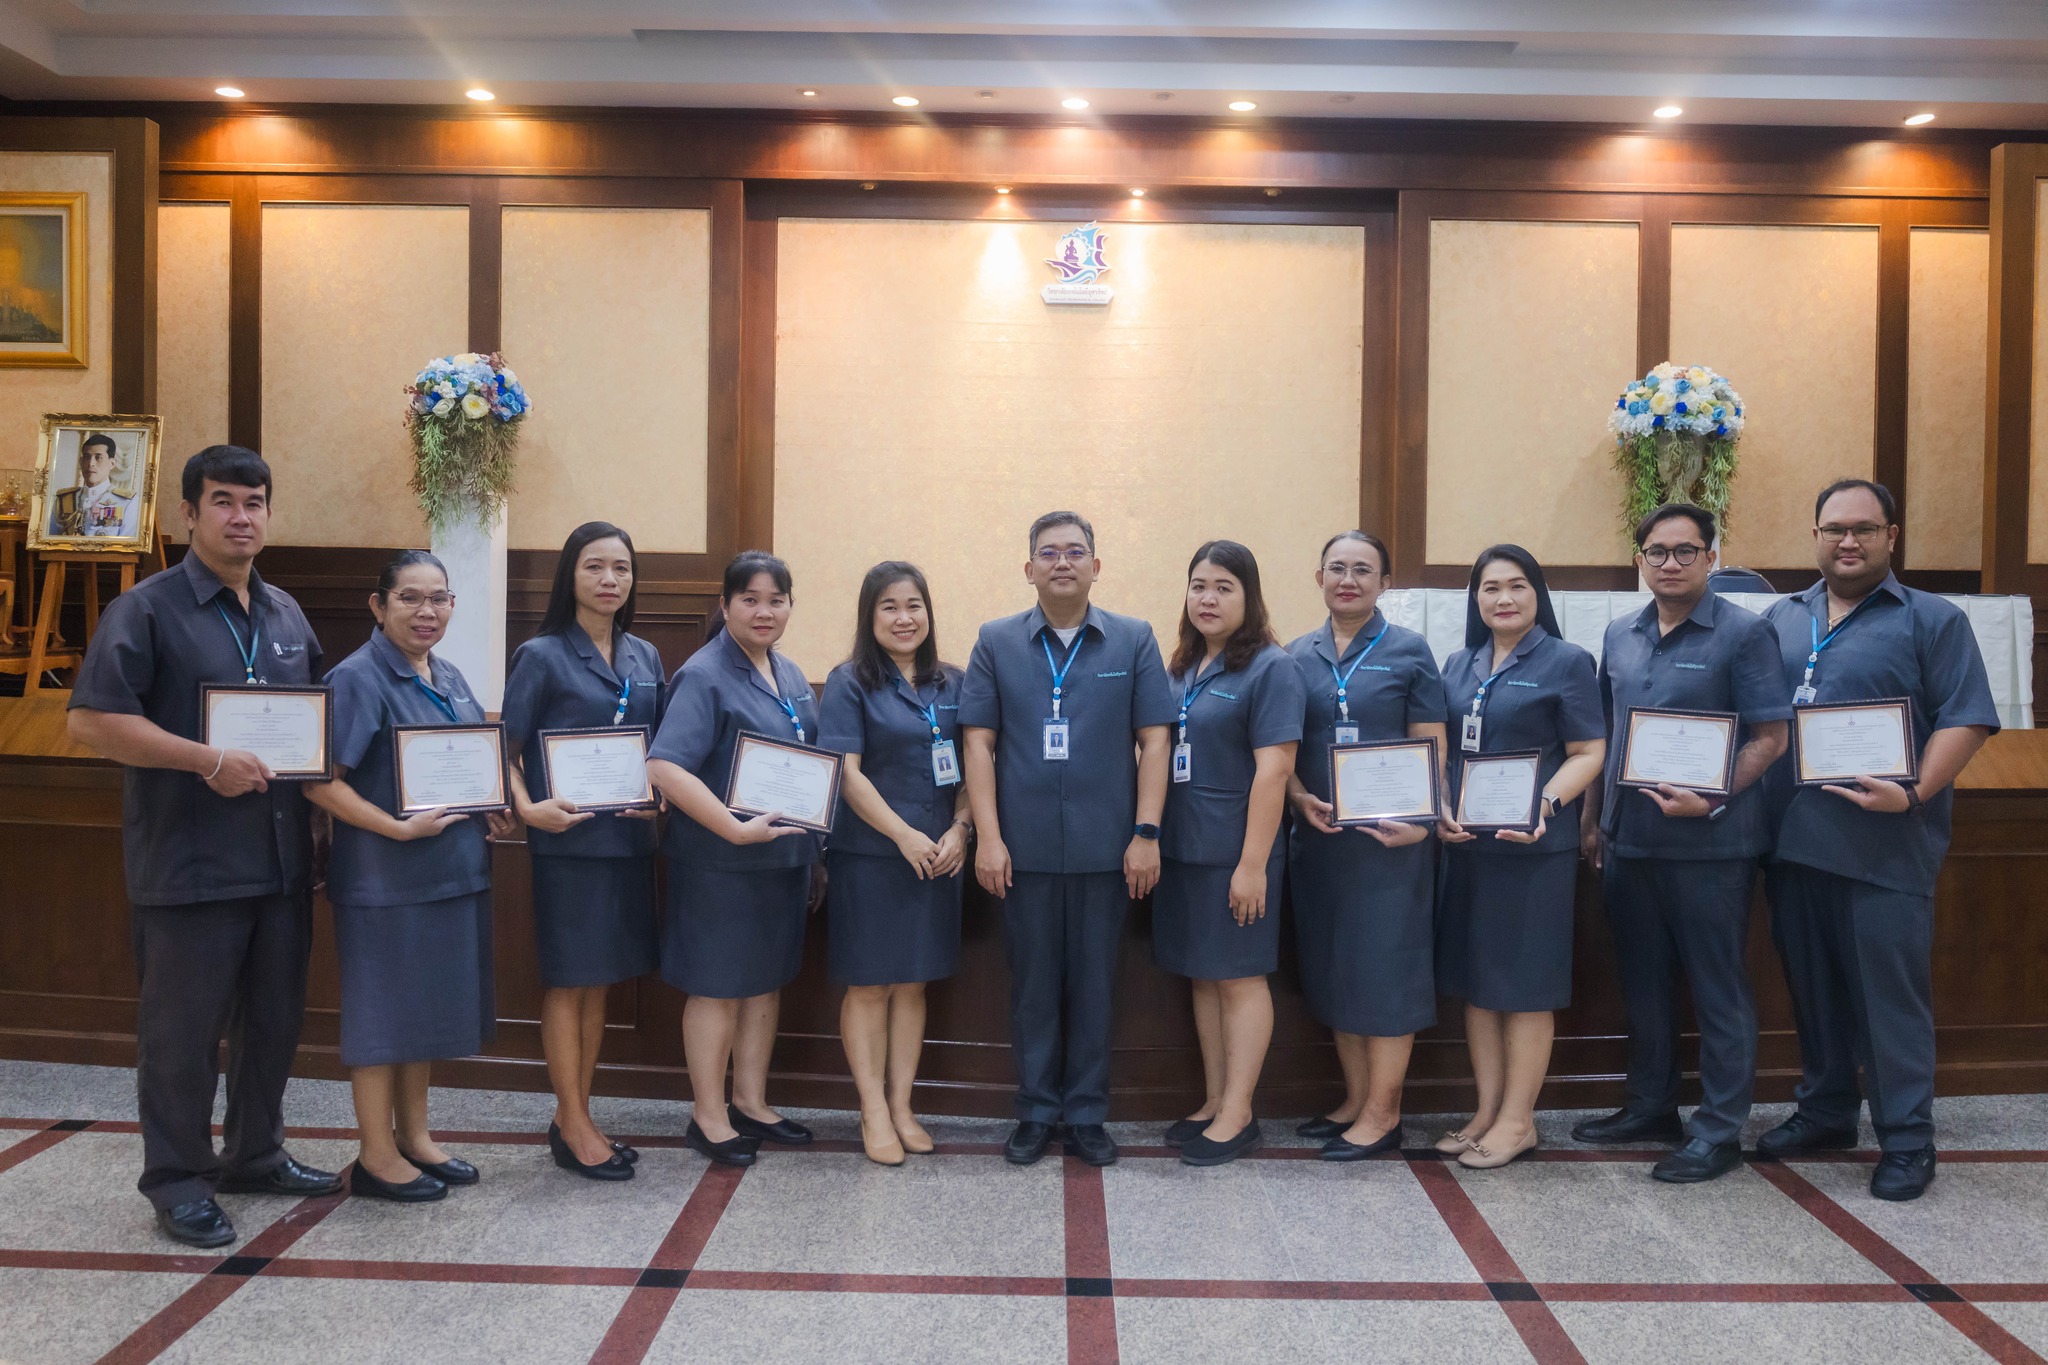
501, 625, 665, 989
1285, 615, 1447, 1038
1596, 592, 1790, 1145
1761, 574, 1999, 1151
325, 631, 496, 1068
68, 552, 322, 1212
1437, 626, 1605, 1012
818, 661, 966, 986
648, 631, 822, 1000
1154, 644, 1305, 980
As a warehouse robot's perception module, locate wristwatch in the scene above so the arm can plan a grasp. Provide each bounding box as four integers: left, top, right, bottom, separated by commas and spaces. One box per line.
1133, 822, 1160, 841
1902, 784, 1925, 815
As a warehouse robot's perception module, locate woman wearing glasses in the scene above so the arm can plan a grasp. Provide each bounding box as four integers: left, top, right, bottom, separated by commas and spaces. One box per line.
306, 552, 516, 1203
1284, 531, 1449, 1160
501, 522, 666, 1182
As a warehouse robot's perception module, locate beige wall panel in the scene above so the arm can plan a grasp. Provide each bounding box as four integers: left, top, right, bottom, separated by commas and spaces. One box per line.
0, 152, 112, 470
260, 203, 467, 548
502, 206, 711, 553
1426, 219, 1639, 567
1671, 223, 1879, 567
2032, 181, 2048, 561
155, 202, 232, 539
773, 218, 1363, 678
1907, 228, 1988, 571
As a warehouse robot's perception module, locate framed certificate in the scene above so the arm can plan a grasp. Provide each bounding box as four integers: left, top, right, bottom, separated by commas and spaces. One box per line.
1454, 749, 1543, 832
392, 723, 509, 814
1618, 706, 1738, 796
1330, 737, 1439, 826
538, 725, 654, 812
1792, 698, 1917, 789
200, 683, 332, 780
725, 730, 842, 834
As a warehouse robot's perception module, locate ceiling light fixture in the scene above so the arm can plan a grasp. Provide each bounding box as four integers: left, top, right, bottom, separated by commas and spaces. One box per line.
1062, 97, 1091, 110
1329, 94, 1355, 104
466, 88, 495, 102
1228, 100, 1257, 112
1904, 112, 1937, 126
995, 186, 1012, 195
977, 90, 998, 100
892, 95, 919, 107
1129, 188, 1146, 198
801, 89, 818, 98
215, 85, 245, 99
1653, 105, 1682, 118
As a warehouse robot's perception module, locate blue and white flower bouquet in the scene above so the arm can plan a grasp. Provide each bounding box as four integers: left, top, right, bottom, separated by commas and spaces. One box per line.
404, 351, 531, 531
1610, 362, 1744, 534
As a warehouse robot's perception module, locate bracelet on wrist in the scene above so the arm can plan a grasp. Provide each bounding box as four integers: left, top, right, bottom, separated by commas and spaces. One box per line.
205, 748, 225, 781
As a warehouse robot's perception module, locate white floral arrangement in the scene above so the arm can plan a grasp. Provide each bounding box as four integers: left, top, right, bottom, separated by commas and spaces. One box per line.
404, 351, 530, 531
1610, 362, 1744, 533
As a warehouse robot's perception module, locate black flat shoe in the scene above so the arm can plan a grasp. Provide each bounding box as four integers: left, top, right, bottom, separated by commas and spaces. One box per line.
1571, 1108, 1683, 1144
404, 1152, 479, 1186
157, 1197, 236, 1248
730, 1111, 813, 1146
1296, 1116, 1348, 1141
1651, 1137, 1743, 1184
1757, 1113, 1859, 1158
1163, 1117, 1210, 1148
1871, 1146, 1937, 1202
1181, 1120, 1262, 1167
216, 1154, 344, 1197
684, 1121, 758, 1168
350, 1163, 447, 1203
549, 1123, 635, 1181
1064, 1123, 1119, 1167
1320, 1124, 1404, 1162
1004, 1121, 1054, 1166
612, 1142, 640, 1165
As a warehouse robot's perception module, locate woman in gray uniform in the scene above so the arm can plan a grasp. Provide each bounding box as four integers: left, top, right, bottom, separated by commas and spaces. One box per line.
647, 551, 823, 1168
1436, 544, 1605, 1169
502, 521, 664, 1182
307, 551, 515, 1203
818, 561, 971, 1166
1153, 541, 1304, 1167
1284, 531, 1449, 1162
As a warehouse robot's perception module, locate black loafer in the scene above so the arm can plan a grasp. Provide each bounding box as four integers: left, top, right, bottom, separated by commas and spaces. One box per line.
157, 1197, 236, 1248
350, 1163, 447, 1203
1064, 1123, 1119, 1167
1571, 1108, 1684, 1144
1757, 1113, 1859, 1158
1871, 1146, 1937, 1201
1163, 1117, 1209, 1148
684, 1121, 758, 1168
404, 1152, 479, 1186
730, 1111, 814, 1146
216, 1154, 345, 1197
1296, 1116, 1348, 1141
1181, 1120, 1261, 1167
1651, 1137, 1744, 1184
549, 1124, 634, 1182
1320, 1124, 1404, 1163
1004, 1121, 1055, 1166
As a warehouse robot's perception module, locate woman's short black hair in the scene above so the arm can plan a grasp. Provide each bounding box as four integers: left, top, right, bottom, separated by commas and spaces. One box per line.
1318, 529, 1393, 581
706, 550, 793, 644
374, 549, 448, 599
1463, 543, 1561, 649
536, 521, 639, 640
180, 445, 273, 506
1171, 539, 1277, 676
847, 560, 947, 691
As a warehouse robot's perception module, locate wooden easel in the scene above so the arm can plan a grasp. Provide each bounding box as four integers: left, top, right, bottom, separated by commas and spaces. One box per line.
0, 550, 142, 694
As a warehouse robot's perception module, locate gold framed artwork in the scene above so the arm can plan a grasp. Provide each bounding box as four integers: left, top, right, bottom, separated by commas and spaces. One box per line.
0, 192, 88, 368
26, 413, 162, 553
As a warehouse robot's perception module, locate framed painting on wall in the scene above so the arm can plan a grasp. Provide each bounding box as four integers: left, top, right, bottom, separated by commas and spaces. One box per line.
0, 192, 87, 368
27, 413, 161, 553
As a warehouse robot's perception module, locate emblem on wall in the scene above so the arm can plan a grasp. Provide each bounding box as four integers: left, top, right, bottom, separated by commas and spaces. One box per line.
1042, 222, 1114, 305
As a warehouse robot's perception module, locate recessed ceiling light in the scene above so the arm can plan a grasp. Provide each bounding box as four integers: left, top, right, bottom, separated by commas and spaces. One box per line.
215, 85, 245, 99
1264, 187, 1281, 197
978, 90, 998, 100
994, 186, 1012, 195
1228, 100, 1257, 112
1153, 92, 1174, 101
1904, 112, 1937, 126
859, 182, 877, 190
1129, 188, 1146, 198
466, 88, 495, 102
1062, 97, 1091, 110
891, 95, 919, 107
1329, 94, 1354, 105
1653, 105, 1682, 118
801, 89, 818, 98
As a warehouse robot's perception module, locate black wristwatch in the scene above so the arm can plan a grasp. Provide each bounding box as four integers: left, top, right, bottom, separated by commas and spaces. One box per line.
1133, 822, 1160, 841
1902, 784, 1924, 815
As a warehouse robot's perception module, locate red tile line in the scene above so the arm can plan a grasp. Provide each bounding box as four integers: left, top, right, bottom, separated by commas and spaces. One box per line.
0, 1128, 76, 1177
1063, 1156, 1120, 1365
1405, 1157, 1589, 1365
686, 1270, 1068, 1295
584, 1160, 747, 1365
1755, 1160, 2048, 1365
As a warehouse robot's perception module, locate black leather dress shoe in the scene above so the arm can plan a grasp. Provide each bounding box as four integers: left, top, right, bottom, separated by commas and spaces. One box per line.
1064, 1123, 1118, 1167
404, 1152, 479, 1186
1320, 1124, 1405, 1163
216, 1154, 345, 1197
1571, 1108, 1684, 1144
549, 1124, 634, 1182
1757, 1112, 1859, 1157
157, 1198, 236, 1249
1004, 1121, 1055, 1166
1870, 1146, 1937, 1201
684, 1121, 758, 1168
350, 1163, 447, 1203
730, 1111, 814, 1146
1296, 1116, 1348, 1141
1162, 1117, 1209, 1148
1651, 1137, 1744, 1184
1181, 1120, 1261, 1167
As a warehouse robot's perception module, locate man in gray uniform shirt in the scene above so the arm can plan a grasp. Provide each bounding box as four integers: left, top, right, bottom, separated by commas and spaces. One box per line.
961, 511, 1172, 1167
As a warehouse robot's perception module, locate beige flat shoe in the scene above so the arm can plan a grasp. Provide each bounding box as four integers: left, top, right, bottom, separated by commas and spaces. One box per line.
1434, 1129, 1477, 1155
862, 1114, 906, 1167
1457, 1133, 1540, 1169
894, 1116, 934, 1155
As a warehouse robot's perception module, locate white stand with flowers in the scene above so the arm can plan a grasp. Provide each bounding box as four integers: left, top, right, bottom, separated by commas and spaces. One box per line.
430, 507, 509, 711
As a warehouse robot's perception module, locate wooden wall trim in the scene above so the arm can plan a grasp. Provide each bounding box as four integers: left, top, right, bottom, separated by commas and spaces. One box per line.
226, 177, 260, 449
466, 175, 501, 353
1876, 199, 1913, 554
1985, 143, 2048, 597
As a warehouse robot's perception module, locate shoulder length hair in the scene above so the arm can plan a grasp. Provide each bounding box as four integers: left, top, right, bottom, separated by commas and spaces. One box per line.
1171, 539, 1277, 676
847, 560, 948, 691
536, 521, 639, 640
1462, 543, 1562, 650
705, 549, 793, 645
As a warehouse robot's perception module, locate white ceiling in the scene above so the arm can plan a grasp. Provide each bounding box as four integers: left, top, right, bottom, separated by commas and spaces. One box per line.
2, 0, 2046, 128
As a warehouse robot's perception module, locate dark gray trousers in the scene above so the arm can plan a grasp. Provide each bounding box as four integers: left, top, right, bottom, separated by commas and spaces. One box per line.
1603, 856, 1759, 1145
1765, 862, 1936, 1152
1003, 871, 1128, 1126
131, 892, 312, 1210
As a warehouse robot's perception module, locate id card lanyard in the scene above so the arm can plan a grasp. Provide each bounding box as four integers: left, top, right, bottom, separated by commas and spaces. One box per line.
1797, 601, 1868, 705
895, 674, 960, 786
612, 678, 634, 725
413, 674, 460, 723
1041, 630, 1084, 761
770, 689, 806, 745
1173, 667, 1221, 783
1461, 655, 1517, 753
1329, 622, 1389, 746
214, 601, 261, 684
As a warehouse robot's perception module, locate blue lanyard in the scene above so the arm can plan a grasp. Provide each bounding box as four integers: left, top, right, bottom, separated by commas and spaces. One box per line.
770, 690, 805, 742
612, 678, 633, 725
214, 601, 260, 683
1041, 630, 1085, 719
1469, 657, 1517, 716
413, 675, 460, 723
1328, 622, 1388, 721
893, 674, 943, 741
1177, 666, 1221, 742
1802, 599, 1870, 690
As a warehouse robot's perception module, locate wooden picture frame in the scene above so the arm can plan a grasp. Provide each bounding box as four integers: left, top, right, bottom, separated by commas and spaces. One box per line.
26, 412, 161, 553
0, 191, 88, 369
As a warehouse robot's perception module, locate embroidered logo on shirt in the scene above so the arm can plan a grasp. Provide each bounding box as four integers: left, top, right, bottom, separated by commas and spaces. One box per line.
272, 641, 305, 656
937, 703, 960, 710
1504, 679, 1540, 688
1211, 689, 1240, 700
1095, 671, 1128, 678
1362, 664, 1392, 672
1673, 662, 1708, 670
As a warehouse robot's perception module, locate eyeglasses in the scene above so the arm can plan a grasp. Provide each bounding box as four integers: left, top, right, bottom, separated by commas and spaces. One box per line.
1639, 544, 1705, 567
390, 591, 456, 610
1322, 562, 1383, 581
1817, 524, 1889, 544
1034, 547, 1092, 564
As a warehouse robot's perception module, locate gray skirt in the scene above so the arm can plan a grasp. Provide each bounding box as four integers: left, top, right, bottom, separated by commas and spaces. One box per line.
334, 891, 495, 1068
1435, 847, 1579, 1012
1288, 827, 1437, 1038
659, 861, 811, 1000
1152, 853, 1282, 980
827, 849, 963, 986
531, 853, 659, 989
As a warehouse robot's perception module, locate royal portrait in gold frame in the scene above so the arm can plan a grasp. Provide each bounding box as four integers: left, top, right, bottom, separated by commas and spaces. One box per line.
0, 192, 88, 369
26, 413, 162, 553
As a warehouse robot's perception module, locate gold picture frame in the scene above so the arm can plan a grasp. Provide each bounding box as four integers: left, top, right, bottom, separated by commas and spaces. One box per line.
0, 192, 88, 369
27, 413, 162, 553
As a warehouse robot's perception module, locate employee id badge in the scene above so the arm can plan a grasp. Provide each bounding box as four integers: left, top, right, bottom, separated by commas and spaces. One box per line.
1460, 712, 1483, 753
931, 739, 961, 786
1172, 741, 1193, 783
1793, 684, 1818, 705
1333, 724, 1361, 746
1042, 717, 1070, 761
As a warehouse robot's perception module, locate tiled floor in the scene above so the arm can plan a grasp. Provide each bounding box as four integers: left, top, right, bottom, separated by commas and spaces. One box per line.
1, 1062, 2045, 1364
